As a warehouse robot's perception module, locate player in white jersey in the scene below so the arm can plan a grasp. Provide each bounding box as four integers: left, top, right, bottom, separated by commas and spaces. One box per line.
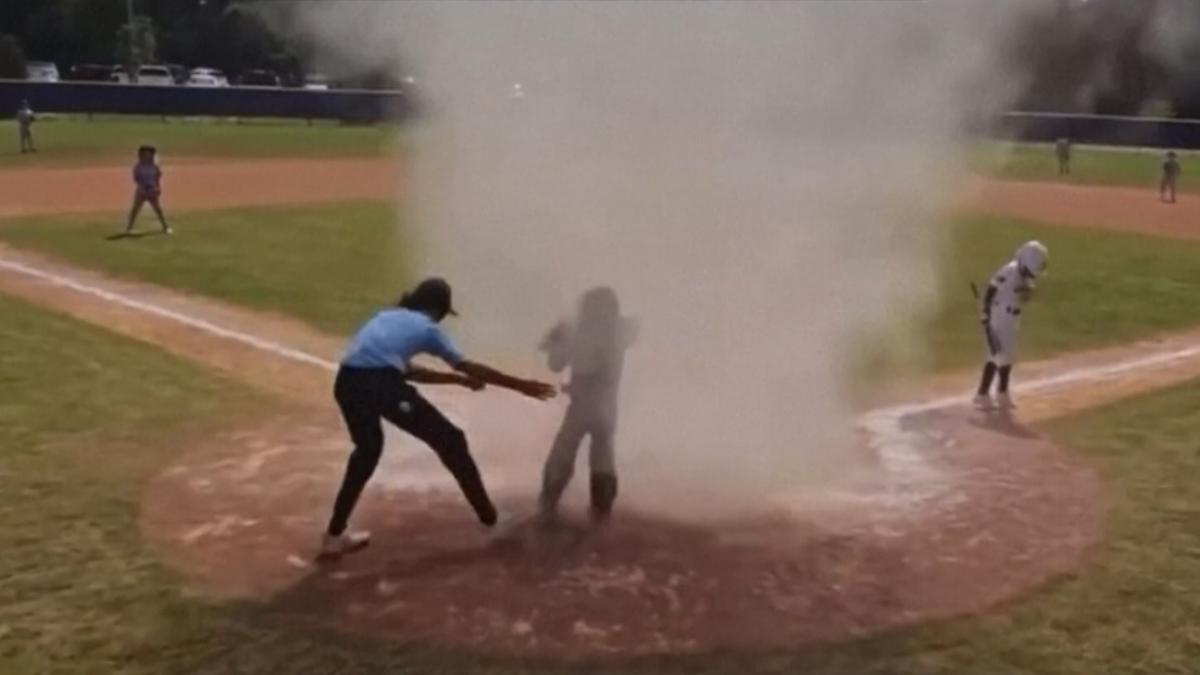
16, 100, 35, 153
122, 145, 172, 236
974, 241, 1049, 410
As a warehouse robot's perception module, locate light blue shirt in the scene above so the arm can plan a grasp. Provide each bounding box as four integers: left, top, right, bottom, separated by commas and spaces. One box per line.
341, 308, 464, 370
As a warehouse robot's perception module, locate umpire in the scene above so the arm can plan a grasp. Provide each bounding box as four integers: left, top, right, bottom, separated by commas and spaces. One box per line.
321, 277, 557, 558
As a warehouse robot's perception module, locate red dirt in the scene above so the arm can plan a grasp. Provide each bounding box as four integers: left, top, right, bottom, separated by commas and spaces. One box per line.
0, 158, 399, 218
964, 179, 1200, 239
140, 407, 1101, 657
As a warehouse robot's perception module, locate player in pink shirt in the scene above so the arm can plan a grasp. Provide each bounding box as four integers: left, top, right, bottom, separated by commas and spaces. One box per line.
122, 145, 172, 235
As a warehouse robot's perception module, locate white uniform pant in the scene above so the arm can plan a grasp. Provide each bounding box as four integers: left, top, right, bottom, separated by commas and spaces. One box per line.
985, 312, 1020, 367
542, 400, 617, 499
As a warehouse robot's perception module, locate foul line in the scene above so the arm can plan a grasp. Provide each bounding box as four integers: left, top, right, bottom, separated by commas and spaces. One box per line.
4, 252, 1200, 486
0, 257, 338, 372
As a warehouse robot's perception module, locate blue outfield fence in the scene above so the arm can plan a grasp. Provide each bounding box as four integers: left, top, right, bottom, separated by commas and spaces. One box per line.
0, 79, 411, 123
997, 112, 1200, 149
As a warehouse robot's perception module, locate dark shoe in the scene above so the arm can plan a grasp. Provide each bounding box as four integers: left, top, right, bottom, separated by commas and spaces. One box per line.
589, 474, 618, 523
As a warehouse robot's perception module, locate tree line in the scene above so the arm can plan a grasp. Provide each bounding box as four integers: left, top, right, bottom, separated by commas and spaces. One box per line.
0, 0, 399, 88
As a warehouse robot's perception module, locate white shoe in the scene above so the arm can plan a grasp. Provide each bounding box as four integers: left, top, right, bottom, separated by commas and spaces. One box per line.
163, 227, 174, 235
973, 394, 994, 410
996, 393, 1016, 410
481, 511, 518, 541
318, 530, 370, 559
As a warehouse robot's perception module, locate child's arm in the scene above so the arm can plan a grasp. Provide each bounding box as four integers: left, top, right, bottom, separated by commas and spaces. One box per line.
980, 283, 997, 323
538, 321, 572, 373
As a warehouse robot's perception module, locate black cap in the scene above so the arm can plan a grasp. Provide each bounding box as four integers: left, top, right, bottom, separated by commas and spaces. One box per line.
401, 277, 458, 317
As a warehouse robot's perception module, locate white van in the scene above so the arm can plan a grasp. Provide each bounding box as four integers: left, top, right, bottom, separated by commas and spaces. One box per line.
189, 67, 229, 87
25, 61, 60, 82
135, 65, 175, 86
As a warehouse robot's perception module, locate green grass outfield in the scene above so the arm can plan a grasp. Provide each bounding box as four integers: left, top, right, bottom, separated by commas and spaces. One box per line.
0, 201, 405, 336
0, 116, 395, 166
3, 202, 1200, 373
3, 290, 1200, 673
976, 141, 1200, 193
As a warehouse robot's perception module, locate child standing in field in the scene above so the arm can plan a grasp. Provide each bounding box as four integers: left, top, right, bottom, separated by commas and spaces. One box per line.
1055, 137, 1070, 175
1160, 150, 1181, 204
16, 99, 35, 153
537, 287, 638, 524
974, 240, 1049, 411
123, 145, 172, 235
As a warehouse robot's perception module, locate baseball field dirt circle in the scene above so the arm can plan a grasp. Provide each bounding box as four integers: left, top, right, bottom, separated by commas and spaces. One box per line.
141, 399, 1101, 658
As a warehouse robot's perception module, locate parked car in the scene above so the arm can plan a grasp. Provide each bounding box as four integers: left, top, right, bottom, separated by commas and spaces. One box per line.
239, 69, 281, 87
303, 74, 331, 91
25, 61, 60, 82
135, 65, 175, 86
66, 64, 114, 82
189, 67, 228, 86
186, 73, 221, 88
110, 65, 131, 83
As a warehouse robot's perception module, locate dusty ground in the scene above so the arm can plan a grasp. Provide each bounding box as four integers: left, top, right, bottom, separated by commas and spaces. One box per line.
2, 161, 1198, 657
0, 158, 400, 218
964, 178, 1200, 239
140, 403, 1101, 657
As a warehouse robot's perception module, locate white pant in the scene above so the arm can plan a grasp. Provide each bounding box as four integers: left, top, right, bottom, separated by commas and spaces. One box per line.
540, 396, 617, 506
985, 312, 1020, 367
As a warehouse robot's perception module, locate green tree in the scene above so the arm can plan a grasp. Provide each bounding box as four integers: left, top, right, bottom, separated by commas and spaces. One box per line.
66, 0, 127, 65
114, 15, 156, 77
0, 33, 25, 79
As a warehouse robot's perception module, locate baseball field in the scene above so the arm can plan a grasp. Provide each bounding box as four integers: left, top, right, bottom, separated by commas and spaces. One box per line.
3, 116, 1200, 674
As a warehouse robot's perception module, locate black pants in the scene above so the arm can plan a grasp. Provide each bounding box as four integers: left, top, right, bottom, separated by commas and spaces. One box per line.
326, 366, 498, 536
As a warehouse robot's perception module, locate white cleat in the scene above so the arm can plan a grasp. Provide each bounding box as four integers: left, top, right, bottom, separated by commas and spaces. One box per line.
481, 510, 519, 542
995, 393, 1016, 410
318, 530, 371, 560
973, 394, 994, 410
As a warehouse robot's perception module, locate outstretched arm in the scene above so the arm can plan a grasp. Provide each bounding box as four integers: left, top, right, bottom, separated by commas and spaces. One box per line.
455, 360, 557, 400
406, 364, 484, 390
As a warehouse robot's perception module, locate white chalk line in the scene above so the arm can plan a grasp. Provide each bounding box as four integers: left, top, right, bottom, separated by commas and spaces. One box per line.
0, 257, 337, 372
5, 252, 1200, 509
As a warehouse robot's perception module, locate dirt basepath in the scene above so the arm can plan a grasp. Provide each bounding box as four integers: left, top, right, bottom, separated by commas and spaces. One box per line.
965, 179, 1200, 239
0, 158, 400, 218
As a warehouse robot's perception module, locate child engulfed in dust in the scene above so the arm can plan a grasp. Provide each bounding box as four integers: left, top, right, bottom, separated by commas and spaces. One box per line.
537, 286, 638, 524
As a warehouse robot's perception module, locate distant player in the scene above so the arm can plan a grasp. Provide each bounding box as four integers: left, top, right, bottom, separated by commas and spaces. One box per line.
16, 99, 35, 153
321, 277, 557, 559
537, 287, 638, 524
974, 241, 1049, 411
1055, 137, 1070, 176
1160, 150, 1181, 204
123, 145, 172, 235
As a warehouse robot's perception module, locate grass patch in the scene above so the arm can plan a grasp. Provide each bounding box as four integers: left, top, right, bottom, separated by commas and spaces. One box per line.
924, 213, 1200, 372
4, 289, 1200, 672
0, 201, 405, 336
0, 117, 396, 167
975, 141, 1198, 193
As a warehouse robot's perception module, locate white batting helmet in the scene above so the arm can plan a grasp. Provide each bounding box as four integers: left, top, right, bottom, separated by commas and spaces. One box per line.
1015, 240, 1049, 278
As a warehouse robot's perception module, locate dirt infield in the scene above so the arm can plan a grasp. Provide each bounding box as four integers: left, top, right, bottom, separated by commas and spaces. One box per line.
2, 160, 1199, 657
0, 158, 400, 218
965, 179, 1200, 239
141, 407, 1100, 656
